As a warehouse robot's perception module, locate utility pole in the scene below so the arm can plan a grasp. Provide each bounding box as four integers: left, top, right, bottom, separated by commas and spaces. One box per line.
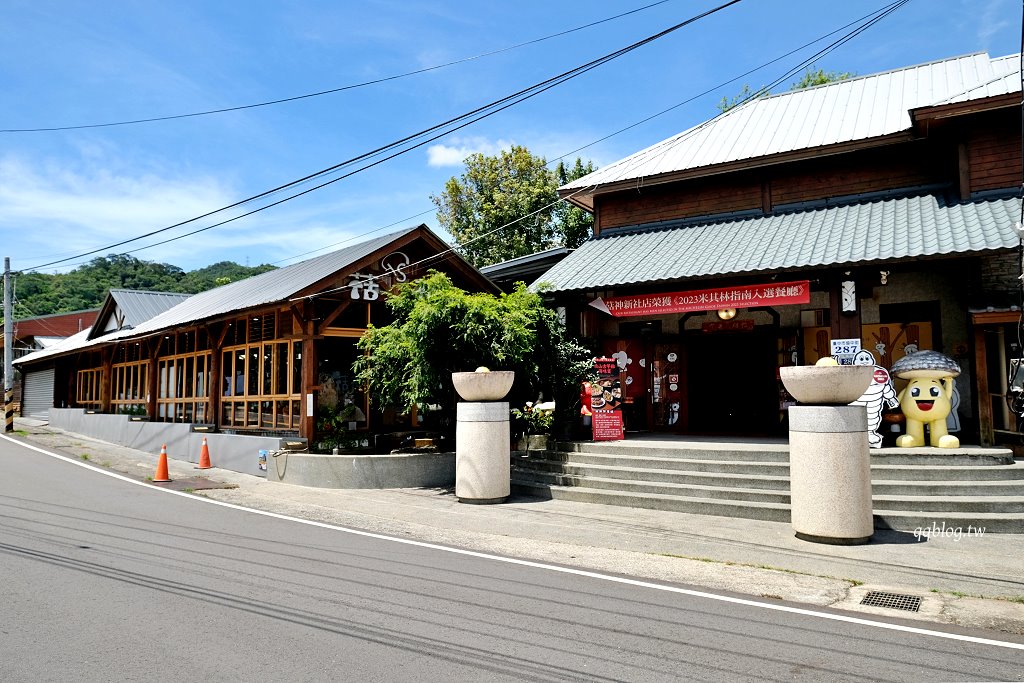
4, 257, 13, 432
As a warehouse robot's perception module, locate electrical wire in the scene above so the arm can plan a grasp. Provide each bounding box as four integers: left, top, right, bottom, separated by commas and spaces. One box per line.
587, 0, 912, 192
271, 1, 912, 268
293, 185, 595, 302
24, 0, 743, 271
1, 0, 676, 133
300, 0, 915, 302
30, 0, 902, 275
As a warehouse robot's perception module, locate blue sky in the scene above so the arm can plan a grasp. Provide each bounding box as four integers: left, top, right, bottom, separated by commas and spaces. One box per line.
1, 0, 1019, 273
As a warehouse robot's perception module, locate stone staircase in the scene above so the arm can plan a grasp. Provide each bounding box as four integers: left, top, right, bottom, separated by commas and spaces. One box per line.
510, 439, 1024, 533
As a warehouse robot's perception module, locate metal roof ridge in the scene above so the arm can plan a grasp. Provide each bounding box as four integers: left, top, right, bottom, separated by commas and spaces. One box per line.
755, 51, 992, 100
107, 287, 190, 296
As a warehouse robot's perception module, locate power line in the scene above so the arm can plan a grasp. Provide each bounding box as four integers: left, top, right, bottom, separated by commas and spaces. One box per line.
369, 0, 916, 291
1, 0, 676, 134
551, 0, 909, 169
34, 0, 904, 274
589, 0, 912, 191
272, 0, 913, 271
25, 0, 743, 272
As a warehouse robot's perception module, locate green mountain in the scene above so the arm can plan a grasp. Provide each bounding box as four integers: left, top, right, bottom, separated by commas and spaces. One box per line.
11, 254, 276, 318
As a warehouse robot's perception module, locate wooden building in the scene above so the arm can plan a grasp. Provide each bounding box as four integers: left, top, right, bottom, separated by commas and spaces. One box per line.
539, 52, 1023, 446
15, 225, 495, 446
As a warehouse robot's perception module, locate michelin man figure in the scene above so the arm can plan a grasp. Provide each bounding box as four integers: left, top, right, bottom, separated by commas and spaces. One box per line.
891, 350, 961, 448
849, 349, 899, 448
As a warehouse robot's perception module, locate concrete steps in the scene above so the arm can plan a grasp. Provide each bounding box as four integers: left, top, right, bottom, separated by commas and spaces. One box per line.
511, 442, 1024, 533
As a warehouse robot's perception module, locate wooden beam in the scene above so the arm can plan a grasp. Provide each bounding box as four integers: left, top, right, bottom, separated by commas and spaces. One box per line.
299, 300, 318, 441
207, 325, 223, 427
145, 338, 159, 420
318, 297, 356, 330
974, 324, 994, 447
958, 142, 971, 200
99, 346, 113, 413
211, 320, 231, 349
970, 311, 1022, 325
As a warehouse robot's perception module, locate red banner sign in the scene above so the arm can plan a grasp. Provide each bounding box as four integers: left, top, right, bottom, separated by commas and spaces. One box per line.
591, 280, 810, 318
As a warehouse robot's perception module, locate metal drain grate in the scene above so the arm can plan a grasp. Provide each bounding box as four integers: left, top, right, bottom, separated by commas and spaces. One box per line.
860, 591, 921, 612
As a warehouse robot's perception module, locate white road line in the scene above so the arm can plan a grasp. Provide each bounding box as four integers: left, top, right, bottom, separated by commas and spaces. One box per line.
4, 433, 1023, 652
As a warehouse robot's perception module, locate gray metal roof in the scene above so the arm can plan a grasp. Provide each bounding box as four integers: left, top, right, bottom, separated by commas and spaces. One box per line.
108, 289, 191, 328
533, 193, 1021, 293
16, 226, 427, 365
562, 52, 1020, 199
119, 226, 422, 336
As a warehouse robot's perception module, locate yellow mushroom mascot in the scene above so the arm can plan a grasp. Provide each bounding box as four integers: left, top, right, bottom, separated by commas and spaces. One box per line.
891, 350, 961, 448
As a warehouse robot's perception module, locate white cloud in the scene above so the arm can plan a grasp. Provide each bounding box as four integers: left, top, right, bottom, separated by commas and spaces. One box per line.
0, 154, 237, 270
0, 152, 446, 272
976, 0, 1011, 46
425, 136, 514, 167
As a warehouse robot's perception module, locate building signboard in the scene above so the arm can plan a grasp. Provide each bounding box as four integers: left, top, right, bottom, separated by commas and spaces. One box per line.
590, 281, 810, 318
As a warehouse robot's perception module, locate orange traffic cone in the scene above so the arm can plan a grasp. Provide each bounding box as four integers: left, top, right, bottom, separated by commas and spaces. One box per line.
153, 444, 171, 482
196, 437, 212, 470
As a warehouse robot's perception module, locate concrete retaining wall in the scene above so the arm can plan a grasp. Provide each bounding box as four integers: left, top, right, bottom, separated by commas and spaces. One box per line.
50, 408, 288, 477
266, 451, 455, 488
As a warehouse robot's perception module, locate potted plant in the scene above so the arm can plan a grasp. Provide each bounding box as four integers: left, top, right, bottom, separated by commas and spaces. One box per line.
119, 404, 149, 421
511, 402, 553, 451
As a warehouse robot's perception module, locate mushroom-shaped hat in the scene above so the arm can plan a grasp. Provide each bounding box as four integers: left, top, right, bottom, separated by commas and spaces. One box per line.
890, 350, 961, 380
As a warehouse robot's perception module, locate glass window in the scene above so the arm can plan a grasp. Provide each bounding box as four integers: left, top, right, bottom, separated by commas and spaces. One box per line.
235, 351, 247, 397
247, 348, 259, 396
196, 355, 207, 398
184, 356, 194, 398
275, 342, 288, 395
262, 346, 273, 395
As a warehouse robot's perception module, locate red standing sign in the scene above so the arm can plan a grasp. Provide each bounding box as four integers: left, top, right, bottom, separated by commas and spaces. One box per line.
591, 356, 624, 441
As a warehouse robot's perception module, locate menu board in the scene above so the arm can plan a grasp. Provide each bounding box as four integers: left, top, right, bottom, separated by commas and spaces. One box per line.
593, 409, 624, 441
591, 357, 625, 441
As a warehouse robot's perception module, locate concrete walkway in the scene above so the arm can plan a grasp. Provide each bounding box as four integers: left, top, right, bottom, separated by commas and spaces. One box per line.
10, 419, 1024, 637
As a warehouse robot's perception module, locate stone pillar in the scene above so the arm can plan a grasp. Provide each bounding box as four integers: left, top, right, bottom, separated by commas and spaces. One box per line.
788, 405, 873, 544
455, 401, 510, 503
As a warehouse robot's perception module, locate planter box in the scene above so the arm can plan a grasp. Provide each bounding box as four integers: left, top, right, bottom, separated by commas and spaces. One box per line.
516, 434, 549, 451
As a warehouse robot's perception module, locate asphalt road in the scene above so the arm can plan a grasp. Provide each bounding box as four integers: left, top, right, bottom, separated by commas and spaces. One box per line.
1, 436, 1022, 682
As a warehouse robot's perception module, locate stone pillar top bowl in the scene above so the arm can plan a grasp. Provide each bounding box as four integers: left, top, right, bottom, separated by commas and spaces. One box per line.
780, 365, 873, 405
452, 371, 515, 402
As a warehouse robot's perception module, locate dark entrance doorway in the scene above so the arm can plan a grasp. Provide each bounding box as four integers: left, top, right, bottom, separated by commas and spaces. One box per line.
685, 330, 779, 435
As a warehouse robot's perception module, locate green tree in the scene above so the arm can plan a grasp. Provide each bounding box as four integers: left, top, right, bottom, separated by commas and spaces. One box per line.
432, 146, 597, 267
354, 271, 593, 435
553, 158, 597, 250
716, 84, 759, 113
790, 67, 856, 90
716, 67, 855, 113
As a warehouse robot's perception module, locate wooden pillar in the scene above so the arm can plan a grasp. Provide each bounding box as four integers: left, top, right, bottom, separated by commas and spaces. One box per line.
300, 301, 318, 441
974, 324, 994, 447
207, 323, 226, 426
958, 142, 971, 201
146, 339, 159, 420
99, 346, 113, 413
760, 177, 772, 214
830, 279, 862, 341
